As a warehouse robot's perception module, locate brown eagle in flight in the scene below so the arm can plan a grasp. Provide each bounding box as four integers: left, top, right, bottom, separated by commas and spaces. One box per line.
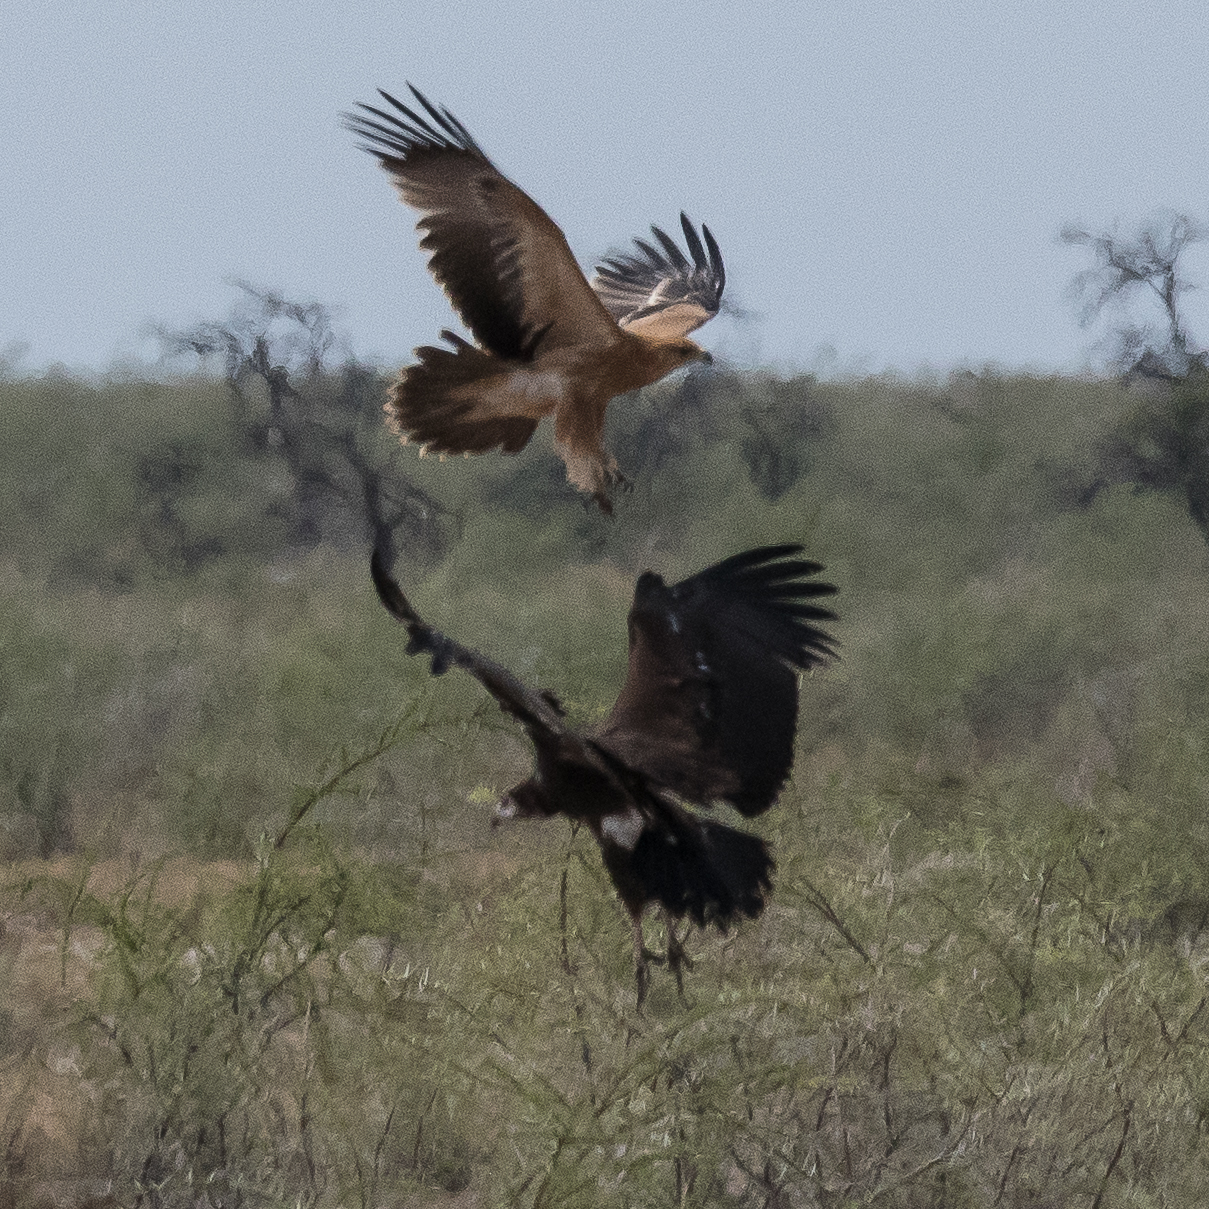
371, 544, 837, 998
345, 86, 725, 513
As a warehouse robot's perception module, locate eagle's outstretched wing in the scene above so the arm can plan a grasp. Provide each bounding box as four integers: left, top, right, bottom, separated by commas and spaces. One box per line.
344, 86, 617, 359
593, 545, 837, 816
370, 547, 566, 738
591, 213, 726, 342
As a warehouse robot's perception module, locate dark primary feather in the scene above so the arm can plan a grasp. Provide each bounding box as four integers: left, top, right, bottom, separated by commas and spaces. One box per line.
592, 212, 726, 327
682, 543, 839, 667
343, 84, 489, 165
595, 544, 837, 816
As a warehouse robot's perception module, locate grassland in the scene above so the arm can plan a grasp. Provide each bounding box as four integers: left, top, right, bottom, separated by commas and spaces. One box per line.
3, 364, 1209, 1206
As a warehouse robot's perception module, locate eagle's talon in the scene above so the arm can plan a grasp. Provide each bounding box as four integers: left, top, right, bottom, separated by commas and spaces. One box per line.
632, 916, 697, 1006
664, 926, 696, 1000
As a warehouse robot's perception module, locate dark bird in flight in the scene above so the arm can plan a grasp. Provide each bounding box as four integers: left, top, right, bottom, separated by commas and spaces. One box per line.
344, 86, 725, 513
371, 544, 837, 1000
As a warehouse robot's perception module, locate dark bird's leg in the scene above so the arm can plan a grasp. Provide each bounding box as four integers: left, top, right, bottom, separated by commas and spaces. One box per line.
633, 918, 654, 1009
631, 913, 695, 1008
663, 915, 696, 1001
606, 458, 632, 494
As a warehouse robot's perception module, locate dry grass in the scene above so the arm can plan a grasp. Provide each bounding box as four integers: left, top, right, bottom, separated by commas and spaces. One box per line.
5, 367, 1209, 1203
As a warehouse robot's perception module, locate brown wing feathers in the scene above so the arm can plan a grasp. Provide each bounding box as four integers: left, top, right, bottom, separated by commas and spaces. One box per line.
667, 545, 837, 815
369, 547, 565, 736
592, 212, 726, 333
598, 545, 837, 816
345, 86, 489, 163
345, 88, 538, 361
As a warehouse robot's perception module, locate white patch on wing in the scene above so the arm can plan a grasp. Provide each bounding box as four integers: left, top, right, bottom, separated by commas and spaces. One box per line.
508, 370, 567, 402
600, 806, 645, 852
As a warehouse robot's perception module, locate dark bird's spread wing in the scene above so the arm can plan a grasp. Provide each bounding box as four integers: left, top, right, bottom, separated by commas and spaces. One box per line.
370, 547, 566, 738
594, 544, 837, 816
344, 86, 617, 359
591, 213, 725, 341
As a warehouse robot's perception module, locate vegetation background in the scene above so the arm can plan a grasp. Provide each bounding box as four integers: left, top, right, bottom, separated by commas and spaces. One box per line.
4, 279, 1209, 1205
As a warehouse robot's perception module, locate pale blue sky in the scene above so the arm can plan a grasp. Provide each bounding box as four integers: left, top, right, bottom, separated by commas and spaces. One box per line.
4, 0, 1208, 375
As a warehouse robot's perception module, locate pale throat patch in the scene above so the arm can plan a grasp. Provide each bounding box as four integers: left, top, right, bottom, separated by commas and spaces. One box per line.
600, 806, 645, 851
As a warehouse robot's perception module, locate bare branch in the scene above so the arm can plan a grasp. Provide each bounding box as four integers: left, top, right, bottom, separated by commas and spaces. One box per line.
1062, 211, 1207, 374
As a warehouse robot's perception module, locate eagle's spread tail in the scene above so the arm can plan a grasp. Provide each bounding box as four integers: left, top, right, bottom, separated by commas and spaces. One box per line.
388, 334, 543, 456
602, 808, 774, 932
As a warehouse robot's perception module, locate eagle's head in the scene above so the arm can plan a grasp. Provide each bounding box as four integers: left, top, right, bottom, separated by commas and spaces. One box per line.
492, 777, 552, 827
645, 338, 713, 378
677, 340, 713, 368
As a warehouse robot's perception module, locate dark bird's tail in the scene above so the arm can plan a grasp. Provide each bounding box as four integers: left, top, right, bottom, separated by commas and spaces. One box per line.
603, 808, 774, 932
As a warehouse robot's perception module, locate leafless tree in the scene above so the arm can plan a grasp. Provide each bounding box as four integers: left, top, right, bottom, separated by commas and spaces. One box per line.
157, 284, 452, 564
1062, 212, 1209, 542
153, 281, 336, 447
1062, 211, 1207, 378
